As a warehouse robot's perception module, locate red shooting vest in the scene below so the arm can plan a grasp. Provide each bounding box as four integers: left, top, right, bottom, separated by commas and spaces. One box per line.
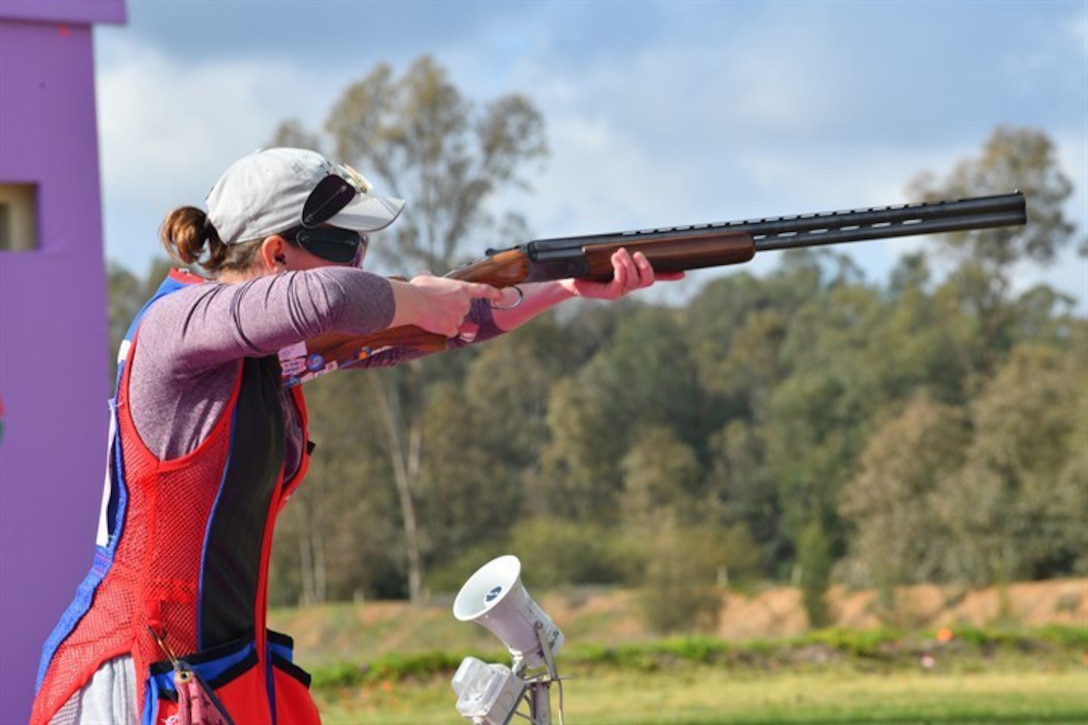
33, 271, 321, 725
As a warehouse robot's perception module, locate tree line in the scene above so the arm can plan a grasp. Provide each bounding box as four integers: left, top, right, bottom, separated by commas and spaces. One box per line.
107, 57, 1086, 630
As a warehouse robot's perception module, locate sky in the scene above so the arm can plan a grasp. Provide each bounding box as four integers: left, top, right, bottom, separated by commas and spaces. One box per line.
92, 0, 1088, 312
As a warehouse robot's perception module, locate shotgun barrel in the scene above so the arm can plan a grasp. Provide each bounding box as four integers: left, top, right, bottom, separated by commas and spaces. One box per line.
520, 192, 1026, 256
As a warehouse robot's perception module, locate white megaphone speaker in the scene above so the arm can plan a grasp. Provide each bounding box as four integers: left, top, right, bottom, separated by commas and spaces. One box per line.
453, 555, 563, 671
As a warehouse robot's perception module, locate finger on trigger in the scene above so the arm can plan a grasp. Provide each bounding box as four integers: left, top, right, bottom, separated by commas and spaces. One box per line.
474, 282, 503, 302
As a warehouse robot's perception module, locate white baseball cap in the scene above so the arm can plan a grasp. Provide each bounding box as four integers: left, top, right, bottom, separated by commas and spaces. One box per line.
205, 147, 405, 244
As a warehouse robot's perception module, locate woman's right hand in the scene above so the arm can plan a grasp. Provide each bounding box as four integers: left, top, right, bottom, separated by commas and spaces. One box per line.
388, 274, 503, 338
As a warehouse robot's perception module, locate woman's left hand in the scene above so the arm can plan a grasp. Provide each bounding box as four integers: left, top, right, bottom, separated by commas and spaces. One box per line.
489, 248, 686, 333
559, 248, 684, 300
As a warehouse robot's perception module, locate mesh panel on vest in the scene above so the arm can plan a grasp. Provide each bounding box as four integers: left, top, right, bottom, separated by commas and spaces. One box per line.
150, 456, 233, 652
31, 389, 235, 725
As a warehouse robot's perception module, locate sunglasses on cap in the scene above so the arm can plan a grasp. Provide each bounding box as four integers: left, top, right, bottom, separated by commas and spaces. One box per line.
282, 162, 375, 265
301, 163, 373, 228
283, 226, 368, 266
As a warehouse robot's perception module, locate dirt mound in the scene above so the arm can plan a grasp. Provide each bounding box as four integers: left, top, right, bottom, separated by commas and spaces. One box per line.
541, 579, 1086, 641
716, 578, 1086, 639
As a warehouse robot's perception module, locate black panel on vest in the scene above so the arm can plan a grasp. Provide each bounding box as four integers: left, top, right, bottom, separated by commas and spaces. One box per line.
199, 356, 285, 649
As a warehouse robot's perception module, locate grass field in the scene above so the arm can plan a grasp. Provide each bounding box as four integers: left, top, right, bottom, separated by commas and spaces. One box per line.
269, 582, 1088, 723
306, 632, 1088, 724
313, 666, 1087, 724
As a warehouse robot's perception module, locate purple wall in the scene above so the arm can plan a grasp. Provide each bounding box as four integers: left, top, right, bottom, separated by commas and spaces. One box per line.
0, 4, 125, 719
0, 1, 125, 25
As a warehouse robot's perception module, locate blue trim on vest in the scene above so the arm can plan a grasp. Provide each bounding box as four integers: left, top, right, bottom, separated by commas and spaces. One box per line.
197, 406, 239, 651
268, 639, 293, 663
35, 546, 113, 690
140, 641, 256, 725
103, 399, 128, 549
141, 664, 164, 725
35, 274, 191, 692
146, 641, 256, 698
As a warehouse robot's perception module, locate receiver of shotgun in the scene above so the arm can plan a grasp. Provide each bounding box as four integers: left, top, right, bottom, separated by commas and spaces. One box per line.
279, 192, 1026, 386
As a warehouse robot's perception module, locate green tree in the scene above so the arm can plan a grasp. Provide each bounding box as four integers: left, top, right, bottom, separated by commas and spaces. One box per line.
415, 379, 523, 577
324, 55, 546, 273
686, 257, 823, 428
421, 314, 585, 578
270, 369, 405, 605
839, 395, 972, 602
639, 515, 724, 634
769, 279, 888, 551
106, 262, 145, 381
510, 518, 641, 589
936, 341, 1088, 584
540, 304, 701, 521
880, 253, 976, 405
718, 523, 763, 588
908, 126, 1080, 377
707, 419, 783, 576
274, 56, 548, 602
460, 312, 581, 489
620, 425, 704, 529
539, 367, 625, 520
606, 305, 704, 448
690, 258, 826, 577
797, 517, 832, 629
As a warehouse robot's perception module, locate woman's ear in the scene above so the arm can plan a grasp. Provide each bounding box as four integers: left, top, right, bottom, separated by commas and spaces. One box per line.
259, 235, 289, 272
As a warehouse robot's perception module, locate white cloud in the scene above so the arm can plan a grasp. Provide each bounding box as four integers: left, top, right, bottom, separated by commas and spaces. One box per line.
94, 36, 350, 267
96, 36, 337, 210
497, 18, 946, 242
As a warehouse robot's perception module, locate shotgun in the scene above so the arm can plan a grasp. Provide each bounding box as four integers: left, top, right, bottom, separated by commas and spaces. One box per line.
279, 192, 1027, 386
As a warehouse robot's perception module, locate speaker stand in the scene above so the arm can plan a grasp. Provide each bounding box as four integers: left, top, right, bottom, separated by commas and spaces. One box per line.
521, 620, 560, 725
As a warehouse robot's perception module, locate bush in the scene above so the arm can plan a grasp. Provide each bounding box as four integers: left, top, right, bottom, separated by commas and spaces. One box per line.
798, 519, 833, 628
426, 518, 645, 596
806, 627, 903, 658
312, 651, 477, 690
510, 519, 645, 588
639, 520, 723, 634
425, 540, 513, 594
